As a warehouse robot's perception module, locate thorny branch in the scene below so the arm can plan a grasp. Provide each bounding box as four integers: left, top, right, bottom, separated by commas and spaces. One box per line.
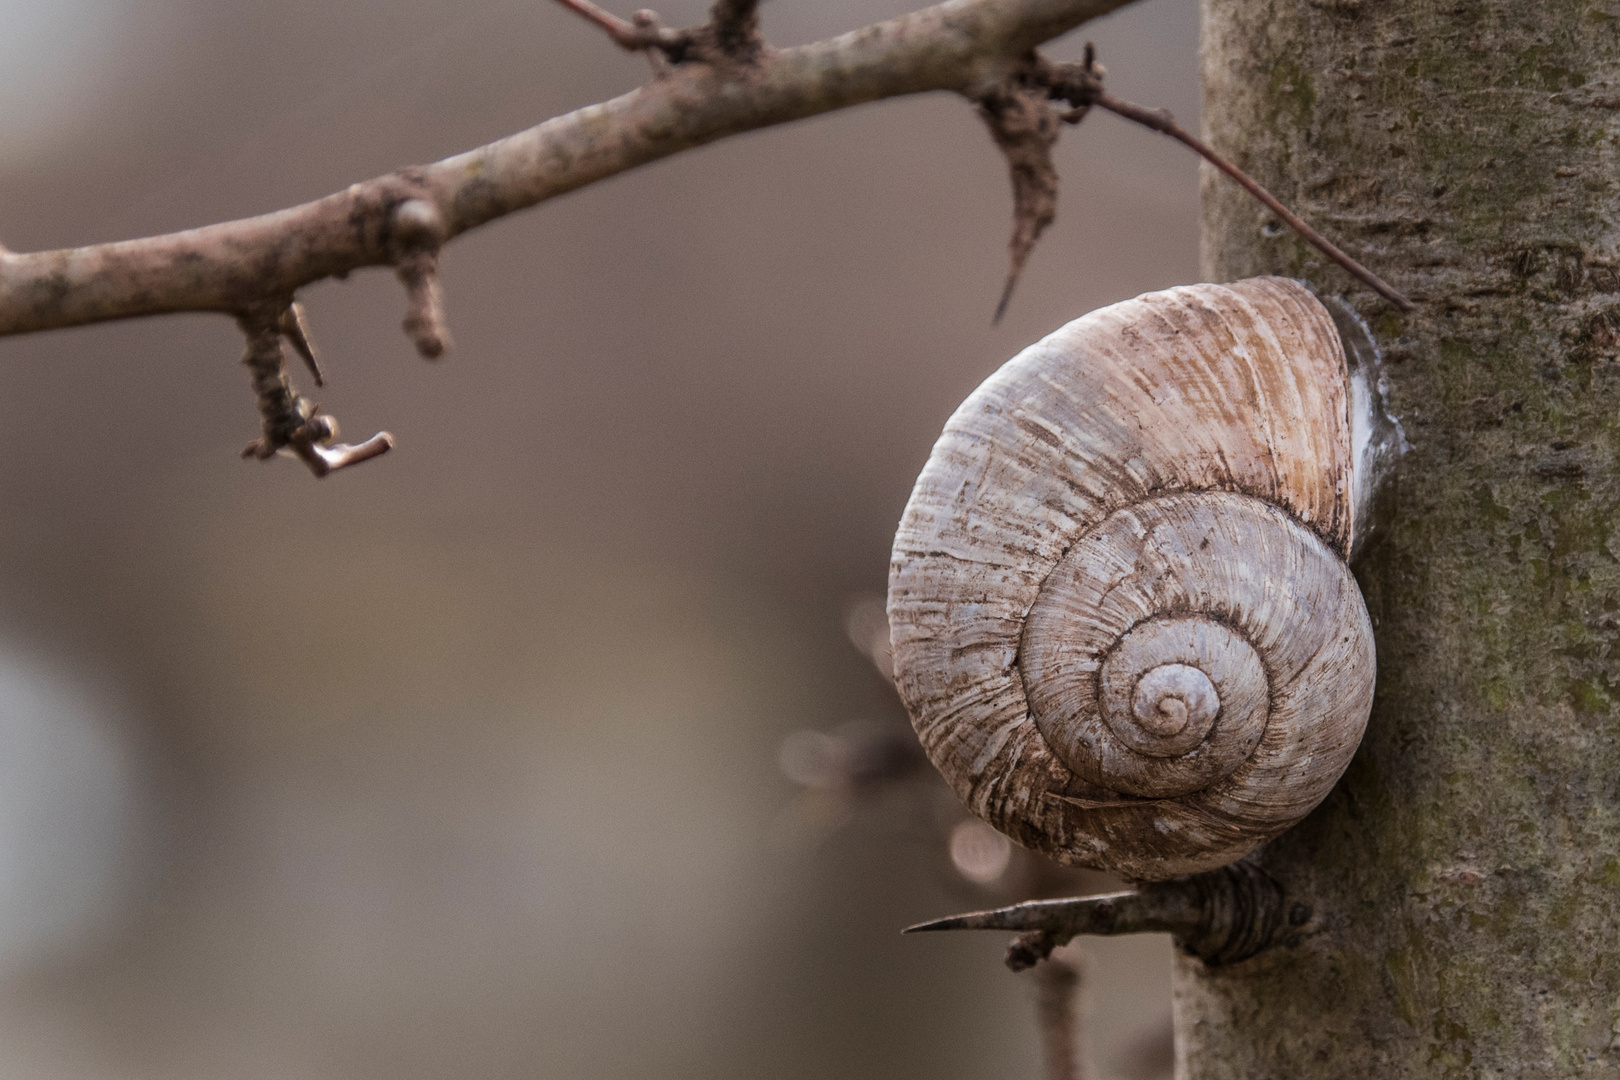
982, 47, 1414, 316
781, 598, 1121, 1077
906, 859, 1312, 970
0, 0, 1412, 477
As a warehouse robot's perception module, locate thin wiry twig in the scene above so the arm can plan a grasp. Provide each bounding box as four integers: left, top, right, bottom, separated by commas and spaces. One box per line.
1092, 93, 1415, 311
553, 0, 642, 44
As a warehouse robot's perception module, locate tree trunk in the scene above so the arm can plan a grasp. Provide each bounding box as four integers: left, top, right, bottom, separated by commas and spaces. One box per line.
1182, 1, 1620, 1075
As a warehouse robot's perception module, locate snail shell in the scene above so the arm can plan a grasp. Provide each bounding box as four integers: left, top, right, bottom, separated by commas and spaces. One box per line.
887, 277, 1378, 881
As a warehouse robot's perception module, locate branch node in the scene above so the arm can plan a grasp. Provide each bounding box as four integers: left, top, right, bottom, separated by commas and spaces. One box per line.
1040, 43, 1106, 122
237, 310, 394, 478
390, 199, 453, 359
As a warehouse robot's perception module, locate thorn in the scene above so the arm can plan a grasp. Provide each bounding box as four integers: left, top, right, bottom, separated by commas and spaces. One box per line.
993, 275, 1020, 326
905, 892, 1134, 935
278, 302, 324, 386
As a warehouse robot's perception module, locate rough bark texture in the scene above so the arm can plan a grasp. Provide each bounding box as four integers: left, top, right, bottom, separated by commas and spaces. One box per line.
1182, 1, 1620, 1076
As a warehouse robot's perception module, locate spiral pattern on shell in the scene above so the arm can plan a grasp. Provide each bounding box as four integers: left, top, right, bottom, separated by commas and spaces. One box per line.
888, 278, 1376, 881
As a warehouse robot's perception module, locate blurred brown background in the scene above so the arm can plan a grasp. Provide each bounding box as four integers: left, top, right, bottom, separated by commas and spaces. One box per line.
0, 1, 1197, 1076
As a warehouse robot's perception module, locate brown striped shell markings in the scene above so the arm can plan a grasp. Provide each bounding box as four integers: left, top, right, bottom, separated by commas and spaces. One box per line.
887, 278, 1376, 881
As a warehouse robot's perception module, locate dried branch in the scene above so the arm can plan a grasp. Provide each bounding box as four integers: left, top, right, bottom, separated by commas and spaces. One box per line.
975, 44, 1411, 319
907, 860, 1310, 969
992, 50, 1415, 314
237, 306, 393, 478
0, 0, 1134, 340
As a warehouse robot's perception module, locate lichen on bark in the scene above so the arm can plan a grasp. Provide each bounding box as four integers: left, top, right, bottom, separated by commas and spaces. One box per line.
1185, 0, 1620, 1075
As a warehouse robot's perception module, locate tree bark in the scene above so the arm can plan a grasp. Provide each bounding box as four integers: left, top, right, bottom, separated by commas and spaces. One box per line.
1183, 1, 1620, 1075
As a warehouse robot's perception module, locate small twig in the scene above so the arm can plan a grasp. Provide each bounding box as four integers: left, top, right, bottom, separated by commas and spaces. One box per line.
1034, 949, 1084, 1080
237, 308, 394, 478
912, 890, 1189, 970
553, 0, 764, 64
1091, 92, 1414, 311
553, 0, 682, 51
552, 0, 637, 41
390, 199, 453, 359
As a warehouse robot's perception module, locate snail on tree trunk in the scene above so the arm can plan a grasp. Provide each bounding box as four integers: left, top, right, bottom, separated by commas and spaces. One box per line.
889, 277, 1403, 888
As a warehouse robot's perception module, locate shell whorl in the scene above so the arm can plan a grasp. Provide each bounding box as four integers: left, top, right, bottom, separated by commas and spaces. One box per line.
887, 278, 1376, 881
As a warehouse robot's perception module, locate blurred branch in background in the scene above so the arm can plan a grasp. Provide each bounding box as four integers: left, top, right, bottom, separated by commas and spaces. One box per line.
0, 0, 1134, 476
777, 594, 1172, 1079
0, 0, 1139, 337
1034, 946, 1083, 1080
